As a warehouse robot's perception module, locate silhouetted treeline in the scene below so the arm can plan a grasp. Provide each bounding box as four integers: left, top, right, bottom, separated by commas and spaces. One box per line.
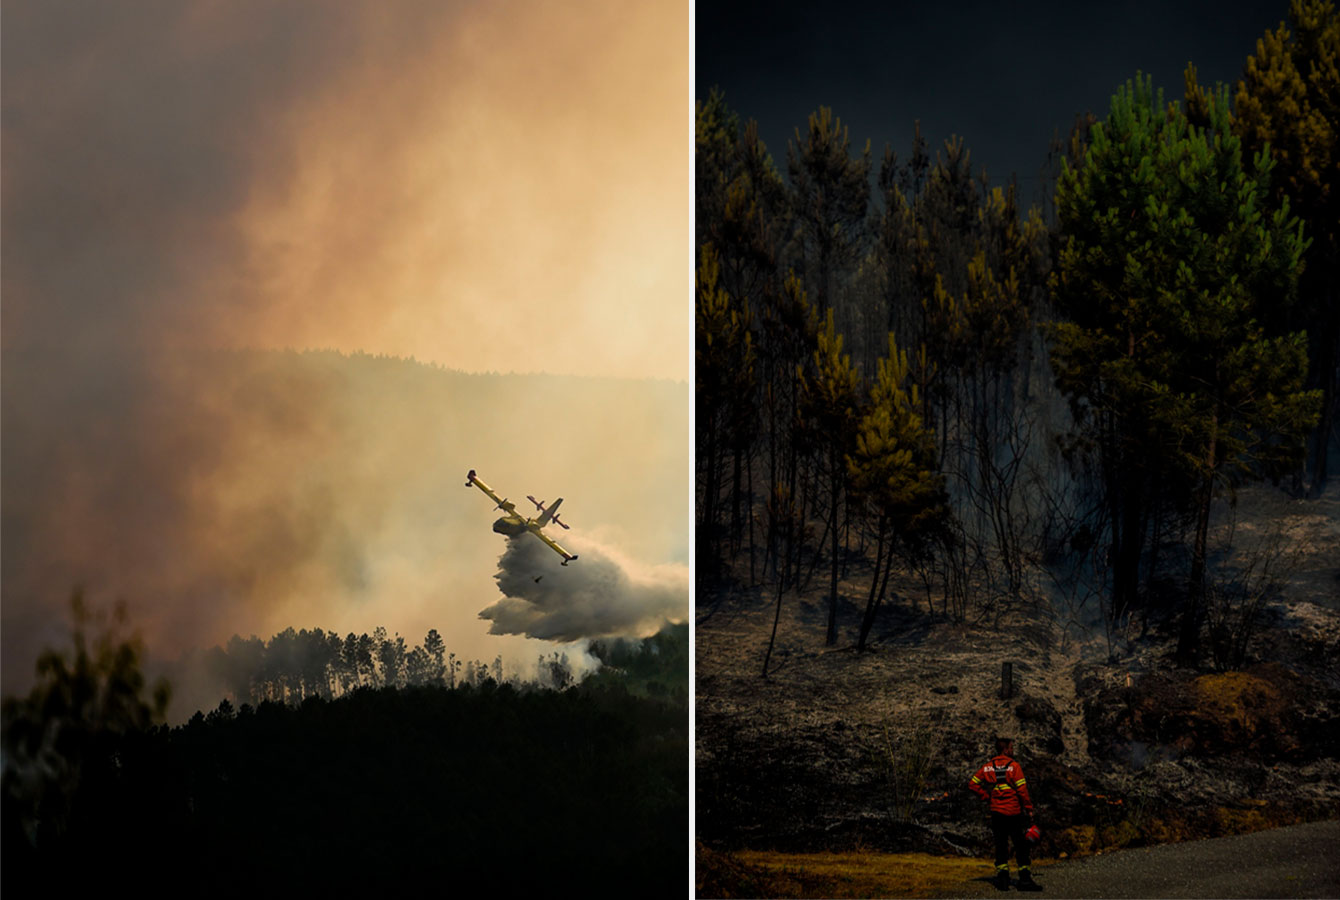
3, 608, 688, 894
193, 621, 688, 707
200, 624, 482, 704
7, 685, 687, 894
697, 3, 1337, 662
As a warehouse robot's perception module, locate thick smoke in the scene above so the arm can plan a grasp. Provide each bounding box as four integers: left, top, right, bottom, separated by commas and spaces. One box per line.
481, 535, 687, 642
1, 0, 687, 698
1, 358, 688, 698
1, 1, 687, 376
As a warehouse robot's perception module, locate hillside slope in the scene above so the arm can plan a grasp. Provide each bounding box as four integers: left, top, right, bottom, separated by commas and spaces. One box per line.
696, 484, 1340, 860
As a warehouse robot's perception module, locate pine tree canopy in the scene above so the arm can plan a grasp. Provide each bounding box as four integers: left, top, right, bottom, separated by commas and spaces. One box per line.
1051, 72, 1320, 493
848, 333, 944, 536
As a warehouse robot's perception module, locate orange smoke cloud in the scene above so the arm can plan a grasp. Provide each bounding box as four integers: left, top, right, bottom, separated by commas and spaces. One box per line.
1, 0, 689, 701
227, 0, 688, 380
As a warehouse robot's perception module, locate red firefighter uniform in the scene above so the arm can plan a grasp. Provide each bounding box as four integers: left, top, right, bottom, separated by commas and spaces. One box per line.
969, 754, 1034, 816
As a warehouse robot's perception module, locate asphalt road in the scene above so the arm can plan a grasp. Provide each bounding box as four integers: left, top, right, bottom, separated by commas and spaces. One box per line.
944, 819, 1340, 899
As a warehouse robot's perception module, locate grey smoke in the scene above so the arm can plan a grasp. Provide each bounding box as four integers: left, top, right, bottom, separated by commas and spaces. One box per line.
481, 534, 687, 642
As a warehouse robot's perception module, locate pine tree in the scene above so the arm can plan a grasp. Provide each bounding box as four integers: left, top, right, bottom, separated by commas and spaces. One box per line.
696, 242, 756, 580
1051, 73, 1319, 660
787, 107, 871, 316
423, 628, 446, 685
371, 626, 388, 687
848, 334, 945, 650
880, 135, 1049, 600
1200, 0, 1340, 495
696, 90, 789, 578
797, 307, 864, 645
405, 647, 429, 686
697, 90, 790, 306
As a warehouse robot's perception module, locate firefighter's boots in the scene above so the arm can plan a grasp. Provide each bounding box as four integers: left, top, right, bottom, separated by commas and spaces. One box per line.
1017, 867, 1042, 891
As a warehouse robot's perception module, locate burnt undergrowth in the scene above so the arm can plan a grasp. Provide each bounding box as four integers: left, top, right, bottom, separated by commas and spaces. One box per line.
696, 577, 1340, 862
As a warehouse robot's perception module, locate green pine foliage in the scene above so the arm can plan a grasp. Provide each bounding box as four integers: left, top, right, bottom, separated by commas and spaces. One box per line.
1231, 0, 1337, 262
799, 307, 863, 434
586, 622, 689, 701
849, 336, 943, 535
848, 334, 946, 650
1051, 73, 1320, 657
1053, 73, 1315, 479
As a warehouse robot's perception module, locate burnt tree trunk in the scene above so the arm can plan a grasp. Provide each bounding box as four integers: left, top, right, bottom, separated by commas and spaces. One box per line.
1178, 411, 1218, 666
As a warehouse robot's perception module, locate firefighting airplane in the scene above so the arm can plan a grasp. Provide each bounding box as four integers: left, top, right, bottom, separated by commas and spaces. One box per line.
465, 469, 579, 565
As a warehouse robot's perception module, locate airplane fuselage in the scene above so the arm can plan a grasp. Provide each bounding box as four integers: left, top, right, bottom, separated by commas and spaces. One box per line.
492, 515, 530, 536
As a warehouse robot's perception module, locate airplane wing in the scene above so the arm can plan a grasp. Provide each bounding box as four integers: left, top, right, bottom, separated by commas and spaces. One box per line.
466, 470, 516, 513
530, 527, 579, 566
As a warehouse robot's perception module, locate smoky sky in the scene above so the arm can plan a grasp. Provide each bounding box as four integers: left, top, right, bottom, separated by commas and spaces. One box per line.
1, 0, 690, 701
3, 0, 689, 378
483, 534, 688, 642
698, 0, 1288, 195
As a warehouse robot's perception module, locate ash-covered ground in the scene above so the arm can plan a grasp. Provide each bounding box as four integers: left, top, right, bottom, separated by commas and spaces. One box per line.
695, 483, 1340, 859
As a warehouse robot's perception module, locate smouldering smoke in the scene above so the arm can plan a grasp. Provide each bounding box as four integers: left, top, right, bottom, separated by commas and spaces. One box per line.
481, 535, 687, 642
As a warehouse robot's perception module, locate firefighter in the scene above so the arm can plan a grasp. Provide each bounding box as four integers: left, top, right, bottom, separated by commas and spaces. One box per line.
969, 737, 1041, 891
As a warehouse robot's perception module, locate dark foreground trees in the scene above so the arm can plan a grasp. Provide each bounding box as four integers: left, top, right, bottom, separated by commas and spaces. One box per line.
6, 684, 687, 895
1, 593, 170, 879
3, 611, 688, 896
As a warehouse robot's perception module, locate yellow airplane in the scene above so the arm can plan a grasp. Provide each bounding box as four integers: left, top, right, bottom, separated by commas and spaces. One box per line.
465, 469, 579, 565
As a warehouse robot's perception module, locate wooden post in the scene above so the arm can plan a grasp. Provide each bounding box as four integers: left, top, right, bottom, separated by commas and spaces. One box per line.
1001, 661, 1013, 700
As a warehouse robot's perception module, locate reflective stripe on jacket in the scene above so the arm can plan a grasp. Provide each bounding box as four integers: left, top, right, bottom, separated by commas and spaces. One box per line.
968, 754, 1033, 816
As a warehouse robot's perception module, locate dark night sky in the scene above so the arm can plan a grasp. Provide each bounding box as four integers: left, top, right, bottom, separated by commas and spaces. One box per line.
697, 0, 1290, 199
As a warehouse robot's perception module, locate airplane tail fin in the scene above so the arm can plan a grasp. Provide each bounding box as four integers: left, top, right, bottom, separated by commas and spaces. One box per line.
537, 497, 563, 526
527, 495, 568, 529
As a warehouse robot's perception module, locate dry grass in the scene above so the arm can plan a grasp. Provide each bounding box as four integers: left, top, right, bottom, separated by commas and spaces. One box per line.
697, 844, 1052, 899
1193, 671, 1282, 719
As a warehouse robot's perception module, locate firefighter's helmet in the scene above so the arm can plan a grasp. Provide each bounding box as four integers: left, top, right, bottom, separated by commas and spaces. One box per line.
1025, 824, 1042, 844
